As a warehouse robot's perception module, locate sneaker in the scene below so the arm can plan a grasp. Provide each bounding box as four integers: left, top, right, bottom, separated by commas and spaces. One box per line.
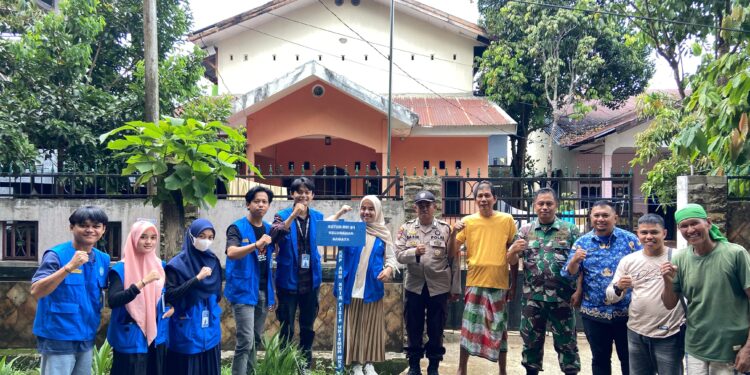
363, 363, 378, 375
351, 364, 364, 375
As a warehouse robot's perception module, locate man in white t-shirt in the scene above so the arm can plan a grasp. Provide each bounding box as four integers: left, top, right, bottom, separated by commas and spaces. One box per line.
606, 214, 685, 375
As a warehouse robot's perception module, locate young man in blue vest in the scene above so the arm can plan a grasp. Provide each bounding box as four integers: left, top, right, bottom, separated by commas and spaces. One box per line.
31, 205, 110, 375
226, 186, 275, 375
270, 177, 323, 368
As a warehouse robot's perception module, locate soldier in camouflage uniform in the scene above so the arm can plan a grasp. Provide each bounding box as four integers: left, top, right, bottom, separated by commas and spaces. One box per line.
507, 188, 582, 375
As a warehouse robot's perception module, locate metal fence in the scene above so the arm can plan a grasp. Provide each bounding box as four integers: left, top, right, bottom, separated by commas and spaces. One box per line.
0, 172, 402, 200
219, 173, 403, 200
0, 172, 634, 228
0, 173, 148, 198
442, 175, 635, 231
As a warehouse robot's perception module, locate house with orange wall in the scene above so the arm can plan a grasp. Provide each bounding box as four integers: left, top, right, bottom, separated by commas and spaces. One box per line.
188, 0, 516, 183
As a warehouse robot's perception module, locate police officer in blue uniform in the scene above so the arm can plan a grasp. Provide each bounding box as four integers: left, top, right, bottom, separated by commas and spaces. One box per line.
31, 206, 110, 375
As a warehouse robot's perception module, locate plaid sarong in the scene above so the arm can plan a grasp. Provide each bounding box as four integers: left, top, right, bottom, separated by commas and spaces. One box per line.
460, 286, 509, 362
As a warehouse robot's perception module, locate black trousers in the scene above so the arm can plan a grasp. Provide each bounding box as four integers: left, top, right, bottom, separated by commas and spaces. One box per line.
111, 342, 167, 375
276, 287, 319, 366
404, 284, 449, 362
581, 316, 629, 375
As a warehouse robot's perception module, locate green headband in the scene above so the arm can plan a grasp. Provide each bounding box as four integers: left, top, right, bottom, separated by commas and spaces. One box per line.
674, 203, 727, 242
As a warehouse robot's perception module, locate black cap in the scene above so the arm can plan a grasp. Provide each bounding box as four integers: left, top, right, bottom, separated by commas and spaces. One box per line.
414, 190, 436, 203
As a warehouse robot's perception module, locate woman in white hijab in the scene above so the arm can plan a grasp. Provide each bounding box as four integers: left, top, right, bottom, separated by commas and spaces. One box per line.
333, 195, 399, 375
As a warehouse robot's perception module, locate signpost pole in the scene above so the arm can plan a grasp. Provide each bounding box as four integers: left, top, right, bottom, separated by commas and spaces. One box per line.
334, 245, 345, 374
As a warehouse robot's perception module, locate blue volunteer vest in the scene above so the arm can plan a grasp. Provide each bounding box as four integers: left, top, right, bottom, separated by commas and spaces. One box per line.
167, 295, 221, 354
33, 242, 110, 342
106, 262, 169, 354
275, 207, 323, 291
334, 237, 386, 304
225, 218, 275, 307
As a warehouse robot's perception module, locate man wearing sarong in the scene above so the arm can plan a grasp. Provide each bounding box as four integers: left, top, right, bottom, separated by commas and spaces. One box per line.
451, 180, 517, 375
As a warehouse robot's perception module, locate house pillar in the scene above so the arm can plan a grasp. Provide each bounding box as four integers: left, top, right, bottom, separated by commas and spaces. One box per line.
601, 153, 613, 198
246, 142, 257, 175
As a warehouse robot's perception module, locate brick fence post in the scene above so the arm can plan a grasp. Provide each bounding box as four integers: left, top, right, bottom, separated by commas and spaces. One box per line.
676, 175, 728, 249
402, 176, 444, 221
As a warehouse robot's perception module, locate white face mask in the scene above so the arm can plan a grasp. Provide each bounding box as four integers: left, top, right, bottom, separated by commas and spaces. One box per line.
191, 235, 213, 252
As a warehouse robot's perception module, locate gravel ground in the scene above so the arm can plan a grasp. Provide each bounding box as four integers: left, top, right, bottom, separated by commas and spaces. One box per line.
389, 330, 624, 375
300, 329, 625, 375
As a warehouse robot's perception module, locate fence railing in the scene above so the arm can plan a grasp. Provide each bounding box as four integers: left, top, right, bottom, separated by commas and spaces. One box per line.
0, 172, 635, 229
0, 173, 148, 198
442, 175, 635, 231
219, 173, 403, 200
0, 172, 403, 200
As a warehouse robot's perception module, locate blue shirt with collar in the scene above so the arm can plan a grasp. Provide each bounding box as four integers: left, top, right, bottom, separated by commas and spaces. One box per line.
561, 226, 642, 321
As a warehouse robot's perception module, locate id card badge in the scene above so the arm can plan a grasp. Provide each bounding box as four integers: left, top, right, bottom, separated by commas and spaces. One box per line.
201, 309, 209, 328
301, 253, 311, 269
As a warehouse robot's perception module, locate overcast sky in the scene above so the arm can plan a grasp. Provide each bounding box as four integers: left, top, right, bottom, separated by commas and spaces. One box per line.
187, 0, 699, 90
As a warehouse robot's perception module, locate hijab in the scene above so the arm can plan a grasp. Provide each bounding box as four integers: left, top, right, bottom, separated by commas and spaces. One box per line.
165, 218, 222, 309
360, 195, 392, 246
122, 221, 164, 345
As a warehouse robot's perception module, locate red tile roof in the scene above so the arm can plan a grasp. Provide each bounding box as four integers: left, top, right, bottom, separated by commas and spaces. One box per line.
393, 96, 515, 127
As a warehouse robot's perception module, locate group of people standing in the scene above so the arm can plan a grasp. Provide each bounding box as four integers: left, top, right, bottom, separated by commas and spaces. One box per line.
29, 177, 750, 375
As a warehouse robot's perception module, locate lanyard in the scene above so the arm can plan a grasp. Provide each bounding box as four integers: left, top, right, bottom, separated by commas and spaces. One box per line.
296, 216, 309, 242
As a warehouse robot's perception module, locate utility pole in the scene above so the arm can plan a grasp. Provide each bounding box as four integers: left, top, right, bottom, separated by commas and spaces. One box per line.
143, 0, 159, 123
386, 0, 394, 173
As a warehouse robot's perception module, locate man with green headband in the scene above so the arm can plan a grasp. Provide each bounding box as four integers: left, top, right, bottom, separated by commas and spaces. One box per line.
661, 203, 750, 374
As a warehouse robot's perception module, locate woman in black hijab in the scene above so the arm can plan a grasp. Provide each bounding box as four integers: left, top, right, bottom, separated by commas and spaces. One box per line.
164, 219, 222, 375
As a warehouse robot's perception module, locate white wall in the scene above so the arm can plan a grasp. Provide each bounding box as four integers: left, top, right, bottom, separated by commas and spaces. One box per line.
0, 199, 159, 262
0, 198, 405, 265
525, 130, 576, 174
214, 0, 479, 95
603, 122, 649, 156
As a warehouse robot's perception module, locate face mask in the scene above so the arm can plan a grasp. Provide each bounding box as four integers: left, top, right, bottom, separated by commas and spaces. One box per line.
191, 234, 213, 252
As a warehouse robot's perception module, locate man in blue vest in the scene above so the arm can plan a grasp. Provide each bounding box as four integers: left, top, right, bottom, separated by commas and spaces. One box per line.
31, 205, 110, 375
271, 177, 323, 368
226, 186, 275, 375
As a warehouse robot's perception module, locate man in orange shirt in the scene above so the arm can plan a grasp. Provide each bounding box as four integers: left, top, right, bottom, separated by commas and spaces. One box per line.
451, 181, 518, 375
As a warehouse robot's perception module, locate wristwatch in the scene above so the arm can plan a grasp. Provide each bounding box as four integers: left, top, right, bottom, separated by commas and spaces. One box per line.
613, 284, 623, 295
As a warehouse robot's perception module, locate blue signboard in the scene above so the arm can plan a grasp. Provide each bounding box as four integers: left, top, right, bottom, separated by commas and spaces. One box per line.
316, 221, 366, 247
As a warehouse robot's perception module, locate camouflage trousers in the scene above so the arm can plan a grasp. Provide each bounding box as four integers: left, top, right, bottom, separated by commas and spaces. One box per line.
520, 298, 581, 374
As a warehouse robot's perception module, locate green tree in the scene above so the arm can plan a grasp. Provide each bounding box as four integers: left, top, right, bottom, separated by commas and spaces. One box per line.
0, 0, 204, 172
102, 118, 257, 258
609, 0, 713, 99
682, 4, 750, 177
630, 1, 750, 205
478, 0, 653, 178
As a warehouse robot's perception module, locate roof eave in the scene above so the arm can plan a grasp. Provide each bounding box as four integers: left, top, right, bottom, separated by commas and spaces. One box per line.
228, 60, 419, 132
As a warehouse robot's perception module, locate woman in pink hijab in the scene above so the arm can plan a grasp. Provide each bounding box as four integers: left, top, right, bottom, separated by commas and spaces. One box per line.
107, 220, 172, 375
